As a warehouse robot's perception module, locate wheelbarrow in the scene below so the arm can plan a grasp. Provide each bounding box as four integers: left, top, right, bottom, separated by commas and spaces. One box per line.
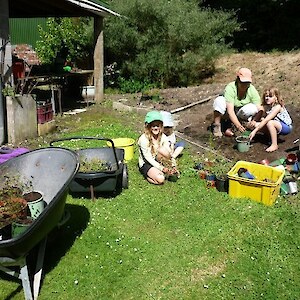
50, 137, 129, 199
0, 147, 79, 300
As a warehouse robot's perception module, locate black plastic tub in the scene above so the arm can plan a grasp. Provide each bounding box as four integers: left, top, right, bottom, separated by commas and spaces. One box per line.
0, 148, 79, 259
50, 137, 128, 195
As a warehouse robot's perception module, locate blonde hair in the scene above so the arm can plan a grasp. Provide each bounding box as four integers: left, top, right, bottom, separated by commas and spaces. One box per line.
144, 123, 163, 155
262, 87, 284, 106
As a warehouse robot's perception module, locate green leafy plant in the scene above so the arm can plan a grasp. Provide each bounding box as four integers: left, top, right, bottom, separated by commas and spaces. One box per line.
118, 77, 156, 93
0, 175, 33, 230
141, 88, 161, 102
79, 157, 110, 173
2, 85, 15, 97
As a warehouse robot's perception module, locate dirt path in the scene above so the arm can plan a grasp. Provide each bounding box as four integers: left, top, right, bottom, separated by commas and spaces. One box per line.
108, 52, 300, 164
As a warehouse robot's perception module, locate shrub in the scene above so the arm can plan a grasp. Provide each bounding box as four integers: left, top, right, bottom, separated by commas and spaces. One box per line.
104, 0, 240, 88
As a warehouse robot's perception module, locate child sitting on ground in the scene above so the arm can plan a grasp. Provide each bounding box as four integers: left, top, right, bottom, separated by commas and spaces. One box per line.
138, 110, 178, 185
249, 87, 292, 152
160, 111, 185, 159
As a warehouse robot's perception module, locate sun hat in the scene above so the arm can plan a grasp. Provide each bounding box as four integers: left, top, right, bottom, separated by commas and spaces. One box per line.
160, 111, 174, 127
236, 67, 252, 82
144, 110, 163, 124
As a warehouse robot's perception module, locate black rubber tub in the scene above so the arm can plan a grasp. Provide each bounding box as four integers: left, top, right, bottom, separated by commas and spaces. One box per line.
50, 137, 128, 195
0, 147, 79, 259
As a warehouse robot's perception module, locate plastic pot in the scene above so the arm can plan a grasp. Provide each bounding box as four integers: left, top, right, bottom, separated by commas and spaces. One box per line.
236, 136, 250, 152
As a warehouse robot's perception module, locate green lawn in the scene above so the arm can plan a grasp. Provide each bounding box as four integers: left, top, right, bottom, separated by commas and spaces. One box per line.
1, 103, 299, 299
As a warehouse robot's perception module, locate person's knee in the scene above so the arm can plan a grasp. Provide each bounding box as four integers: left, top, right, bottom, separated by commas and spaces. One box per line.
156, 174, 165, 184
237, 103, 258, 120
149, 173, 165, 185
213, 96, 226, 115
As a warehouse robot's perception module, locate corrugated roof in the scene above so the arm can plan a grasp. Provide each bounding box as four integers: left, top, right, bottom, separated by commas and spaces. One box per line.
9, 0, 119, 18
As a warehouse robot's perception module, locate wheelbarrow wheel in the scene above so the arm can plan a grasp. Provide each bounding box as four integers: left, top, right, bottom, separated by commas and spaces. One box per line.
122, 164, 129, 189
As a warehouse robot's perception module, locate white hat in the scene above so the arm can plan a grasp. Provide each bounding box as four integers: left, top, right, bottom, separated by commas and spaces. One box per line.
160, 111, 174, 127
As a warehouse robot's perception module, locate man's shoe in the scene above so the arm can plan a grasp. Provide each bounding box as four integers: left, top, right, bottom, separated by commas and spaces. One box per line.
212, 123, 222, 137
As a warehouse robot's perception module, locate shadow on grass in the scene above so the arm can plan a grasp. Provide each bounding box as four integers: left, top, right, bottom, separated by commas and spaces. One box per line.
0, 203, 90, 300
70, 188, 125, 200
42, 203, 90, 273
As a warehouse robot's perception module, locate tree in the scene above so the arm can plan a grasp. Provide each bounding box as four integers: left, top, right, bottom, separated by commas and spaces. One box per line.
35, 17, 94, 68
104, 0, 239, 89
201, 0, 300, 51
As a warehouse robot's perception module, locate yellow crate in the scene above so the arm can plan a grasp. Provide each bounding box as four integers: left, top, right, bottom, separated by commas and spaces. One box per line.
227, 161, 285, 206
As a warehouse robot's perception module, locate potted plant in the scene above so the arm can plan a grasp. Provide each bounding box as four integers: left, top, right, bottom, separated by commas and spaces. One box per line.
0, 175, 42, 239
212, 163, 232, 192
0, 185, 28, 239
160, 157, 180, 182
23, 191, 45, 220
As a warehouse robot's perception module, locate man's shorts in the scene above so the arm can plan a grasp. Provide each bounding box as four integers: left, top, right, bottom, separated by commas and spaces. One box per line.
213, 95, 258, 121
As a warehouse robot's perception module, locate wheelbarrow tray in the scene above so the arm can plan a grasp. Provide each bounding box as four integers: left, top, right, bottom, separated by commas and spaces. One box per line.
0, 148, 79, 259
50, 137, 128, 195
69, 147, 125, 193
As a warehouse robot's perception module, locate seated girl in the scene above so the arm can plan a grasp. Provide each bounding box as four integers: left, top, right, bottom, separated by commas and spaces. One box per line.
138, 111, 177, 184
249, 87, 292, 152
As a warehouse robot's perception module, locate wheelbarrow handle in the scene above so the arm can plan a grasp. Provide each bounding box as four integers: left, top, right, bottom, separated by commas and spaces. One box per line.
50, 136, 116, 148
49, 136, 120, 167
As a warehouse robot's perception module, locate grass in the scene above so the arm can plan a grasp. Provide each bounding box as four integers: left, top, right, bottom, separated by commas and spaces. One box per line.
1, 102, 299, 299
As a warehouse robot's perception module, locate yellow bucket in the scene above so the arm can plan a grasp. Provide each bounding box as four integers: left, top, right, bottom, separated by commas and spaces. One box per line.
107, 138, 135, 161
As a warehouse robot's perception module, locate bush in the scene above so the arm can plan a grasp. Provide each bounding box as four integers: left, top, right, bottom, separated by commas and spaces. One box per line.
36, 17, 94, 67
104, 0, 239, 88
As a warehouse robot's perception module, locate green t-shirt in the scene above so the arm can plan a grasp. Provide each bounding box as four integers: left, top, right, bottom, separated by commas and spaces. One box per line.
224, 81, 261, 108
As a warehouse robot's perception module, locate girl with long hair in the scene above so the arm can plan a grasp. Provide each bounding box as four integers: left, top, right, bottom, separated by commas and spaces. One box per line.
138, 111, 175, 184
249, 87, 292, 152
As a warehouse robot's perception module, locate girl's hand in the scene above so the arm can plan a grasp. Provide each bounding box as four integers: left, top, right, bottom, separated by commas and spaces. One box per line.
249, 130, 256, 141
162, 167, 169, 174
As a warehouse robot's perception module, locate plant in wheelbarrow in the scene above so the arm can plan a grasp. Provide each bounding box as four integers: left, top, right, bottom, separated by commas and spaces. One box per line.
0, 184, 29, 239
79, 156, 111, 173
0, 176, 46, 239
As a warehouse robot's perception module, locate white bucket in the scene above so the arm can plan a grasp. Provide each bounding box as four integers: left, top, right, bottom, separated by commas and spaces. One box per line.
81, 86, 95, 98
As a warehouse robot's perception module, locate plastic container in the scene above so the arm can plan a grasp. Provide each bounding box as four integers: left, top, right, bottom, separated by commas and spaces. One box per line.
107, 138, 135, 161
227, 161, 285, 206
37, 103, 53, 124
235, 136, 250, 152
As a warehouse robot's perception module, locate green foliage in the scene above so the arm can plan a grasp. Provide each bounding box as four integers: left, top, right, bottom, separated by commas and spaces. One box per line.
2, 85, 15, 97
104, 0, 239, 88
118, 77, 157, 93
35, 17, 93, 66
202, 0, 300, 51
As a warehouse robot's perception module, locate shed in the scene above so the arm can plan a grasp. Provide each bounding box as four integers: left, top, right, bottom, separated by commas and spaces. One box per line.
0, 0, 119, 144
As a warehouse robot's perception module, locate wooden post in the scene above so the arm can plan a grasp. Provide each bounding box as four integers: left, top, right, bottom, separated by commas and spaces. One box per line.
94, 16, 104, 103
0, 0, 10, 144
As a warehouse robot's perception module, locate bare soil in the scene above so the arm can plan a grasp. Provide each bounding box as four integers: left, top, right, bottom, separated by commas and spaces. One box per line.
109, 52, 300, 163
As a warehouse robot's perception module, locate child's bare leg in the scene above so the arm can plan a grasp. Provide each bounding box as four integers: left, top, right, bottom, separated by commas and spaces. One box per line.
157, 146, 171, 161
265, 120, 281, 152
147, 167, 165, 184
